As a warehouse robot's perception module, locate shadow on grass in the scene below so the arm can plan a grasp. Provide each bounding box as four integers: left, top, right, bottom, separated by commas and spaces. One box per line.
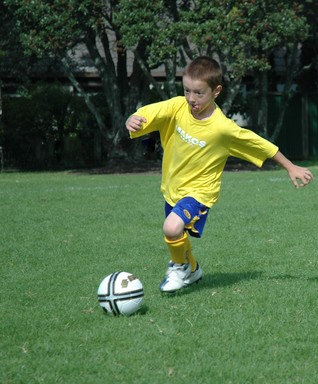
163, 271, 263, 297
268, 274, 318, 283
308, 276, 318, 282
200, 271, 263, 289
181, 272, 318, 297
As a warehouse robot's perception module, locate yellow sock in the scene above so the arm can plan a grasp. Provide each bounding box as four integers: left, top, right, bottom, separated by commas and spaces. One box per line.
164, 232, 197, 272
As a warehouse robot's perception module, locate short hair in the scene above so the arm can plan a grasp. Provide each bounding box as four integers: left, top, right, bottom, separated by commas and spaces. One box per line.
183, 56, 222, 90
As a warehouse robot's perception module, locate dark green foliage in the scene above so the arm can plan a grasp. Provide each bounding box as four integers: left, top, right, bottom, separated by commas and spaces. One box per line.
1, 84, 106, 169
1, 0, 317, 161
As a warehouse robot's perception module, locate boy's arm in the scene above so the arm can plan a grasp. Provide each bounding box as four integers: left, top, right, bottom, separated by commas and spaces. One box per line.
271, 150, 313, 188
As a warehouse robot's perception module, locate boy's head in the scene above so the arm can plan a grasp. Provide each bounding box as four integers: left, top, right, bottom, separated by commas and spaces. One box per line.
183, 56, 222, 91
182, 56, 222, 119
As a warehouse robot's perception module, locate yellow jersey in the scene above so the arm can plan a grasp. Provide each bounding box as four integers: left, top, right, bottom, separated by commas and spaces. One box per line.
130, 96, 278, 208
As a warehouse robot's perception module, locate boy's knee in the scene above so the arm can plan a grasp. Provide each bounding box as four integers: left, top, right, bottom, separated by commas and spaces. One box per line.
163, 218, 184, 240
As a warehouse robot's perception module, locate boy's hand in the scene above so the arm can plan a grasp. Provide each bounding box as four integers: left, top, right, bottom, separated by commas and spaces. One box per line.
288, 165, 313, 188
272, 151, 313, 188
126, 115, 147, 132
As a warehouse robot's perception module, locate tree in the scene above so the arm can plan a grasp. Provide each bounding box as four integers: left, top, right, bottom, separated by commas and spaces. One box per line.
297, 0, 318, 93
4, 0, 311, 162
0, 4, 26, 79
117, 0, 309, 141
4, 0, 154, 159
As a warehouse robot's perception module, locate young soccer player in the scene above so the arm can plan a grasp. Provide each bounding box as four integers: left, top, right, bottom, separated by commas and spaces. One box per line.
126, 56, 313, 293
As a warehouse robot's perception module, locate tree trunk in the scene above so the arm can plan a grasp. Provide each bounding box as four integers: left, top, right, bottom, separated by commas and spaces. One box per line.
256, 71, 269, 138
165, 57, 178, 98
61, 57, 108, 139
222, 77, 242, 115
270, 43, 299, 143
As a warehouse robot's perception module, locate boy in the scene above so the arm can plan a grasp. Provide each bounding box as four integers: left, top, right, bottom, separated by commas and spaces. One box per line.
126, 56, 313, 293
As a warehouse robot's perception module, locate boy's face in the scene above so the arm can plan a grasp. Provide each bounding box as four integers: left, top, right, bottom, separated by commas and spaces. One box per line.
183, 75, 222, 120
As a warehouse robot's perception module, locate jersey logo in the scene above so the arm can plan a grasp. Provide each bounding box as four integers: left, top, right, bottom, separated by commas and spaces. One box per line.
176, 126, 206, 148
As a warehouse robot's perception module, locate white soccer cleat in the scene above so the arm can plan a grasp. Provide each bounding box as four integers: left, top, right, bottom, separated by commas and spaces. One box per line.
183, 264, 203, 287
160, 262, 191, 292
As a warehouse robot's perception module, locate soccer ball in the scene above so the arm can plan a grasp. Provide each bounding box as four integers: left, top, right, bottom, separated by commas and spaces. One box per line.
97, 271, 144, 316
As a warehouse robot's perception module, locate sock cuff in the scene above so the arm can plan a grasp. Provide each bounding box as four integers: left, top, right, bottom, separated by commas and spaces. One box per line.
164, 232, 188, 245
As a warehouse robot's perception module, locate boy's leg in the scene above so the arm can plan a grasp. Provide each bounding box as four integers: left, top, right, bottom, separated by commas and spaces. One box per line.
160, 198, 207, 292
164, 231, 197, 272
160, 231, 202, 292
164, 197, 209, 271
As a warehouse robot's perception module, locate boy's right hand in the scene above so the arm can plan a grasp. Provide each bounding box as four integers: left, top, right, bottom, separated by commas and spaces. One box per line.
126, 115, 147, 132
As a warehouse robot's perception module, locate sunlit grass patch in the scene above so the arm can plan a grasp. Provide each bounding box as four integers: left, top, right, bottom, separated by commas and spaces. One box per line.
1, 167, 317, 383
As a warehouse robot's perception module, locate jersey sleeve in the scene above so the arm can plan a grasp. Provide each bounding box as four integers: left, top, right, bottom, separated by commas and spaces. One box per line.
129, 98, 181, 141
227, 120, 279, 167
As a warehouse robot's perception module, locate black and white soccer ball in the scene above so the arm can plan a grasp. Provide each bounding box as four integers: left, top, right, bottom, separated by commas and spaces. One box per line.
97, 271, 144, 316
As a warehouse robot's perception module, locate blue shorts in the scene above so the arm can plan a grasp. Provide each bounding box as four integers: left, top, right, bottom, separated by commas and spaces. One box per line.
165, 197, 209, 238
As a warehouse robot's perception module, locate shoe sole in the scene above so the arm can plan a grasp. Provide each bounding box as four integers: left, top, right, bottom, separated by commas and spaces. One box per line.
160, 263, 192, 293
160, 276, 203, 293
184, 276, 202, 287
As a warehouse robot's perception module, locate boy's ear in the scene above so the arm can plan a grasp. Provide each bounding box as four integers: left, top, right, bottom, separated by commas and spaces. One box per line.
214, 85, 222, 98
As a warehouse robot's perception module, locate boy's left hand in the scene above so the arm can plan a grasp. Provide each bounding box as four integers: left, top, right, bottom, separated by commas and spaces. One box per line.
272, 151, 313, 188
288, 165, 313, 188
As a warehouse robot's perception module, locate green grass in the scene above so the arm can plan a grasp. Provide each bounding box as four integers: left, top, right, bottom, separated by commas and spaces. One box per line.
1, 166, 317, 384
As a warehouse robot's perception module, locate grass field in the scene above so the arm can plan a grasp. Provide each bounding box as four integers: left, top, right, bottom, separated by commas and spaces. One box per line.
1, 165, 317, 384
